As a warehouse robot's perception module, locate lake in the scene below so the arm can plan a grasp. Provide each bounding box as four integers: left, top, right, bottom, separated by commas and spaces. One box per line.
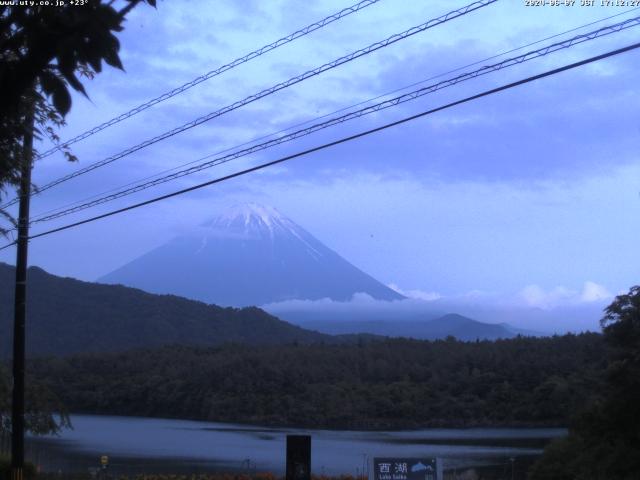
21, 414, 566, 476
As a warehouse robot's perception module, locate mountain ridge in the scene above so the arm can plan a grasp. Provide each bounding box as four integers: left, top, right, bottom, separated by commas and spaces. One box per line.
99, 203, 404, 306
0, 262, 341, 357
281, 312, 517, 341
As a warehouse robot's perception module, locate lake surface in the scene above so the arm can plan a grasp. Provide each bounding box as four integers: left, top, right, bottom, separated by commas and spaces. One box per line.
23, 414, 566, 476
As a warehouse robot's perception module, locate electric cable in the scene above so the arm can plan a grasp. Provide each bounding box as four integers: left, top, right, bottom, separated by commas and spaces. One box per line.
26, 6, 640, 223
0, 0, 496, 210
27, 15, 640, 225
35, 0, 384, 160
1, 40, 636, 251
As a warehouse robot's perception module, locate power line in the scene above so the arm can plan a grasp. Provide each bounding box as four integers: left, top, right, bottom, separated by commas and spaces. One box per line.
28, 15, 640, 225
35, 0, 384, 161
26, 7, 640, 224
0, 0, 496, 210
323, 5, 640, 119
1, 40, 636, 251
8, 8, 639, 228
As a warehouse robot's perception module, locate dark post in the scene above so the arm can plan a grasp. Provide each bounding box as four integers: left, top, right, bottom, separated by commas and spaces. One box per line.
12, 100, 35, 480
286, 435, 311, 480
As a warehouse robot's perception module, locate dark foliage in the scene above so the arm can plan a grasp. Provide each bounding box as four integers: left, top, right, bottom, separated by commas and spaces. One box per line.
529, 286, 640, 480
25, 333, 605, 430
0, 363, 69, 435
0, 0, 155, 225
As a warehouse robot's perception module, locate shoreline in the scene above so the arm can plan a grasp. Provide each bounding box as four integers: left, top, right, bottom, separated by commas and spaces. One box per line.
58, 410, 570, 433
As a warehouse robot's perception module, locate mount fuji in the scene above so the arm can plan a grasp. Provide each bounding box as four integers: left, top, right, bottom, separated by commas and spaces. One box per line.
99, 203, 403, 307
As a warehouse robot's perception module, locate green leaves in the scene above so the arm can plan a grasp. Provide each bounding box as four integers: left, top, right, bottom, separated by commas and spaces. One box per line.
103, 37, 124, 70
39, 69, 72, 116
0, 365, 70, 436
532, 286, 640, 480
1, 0, 155, 232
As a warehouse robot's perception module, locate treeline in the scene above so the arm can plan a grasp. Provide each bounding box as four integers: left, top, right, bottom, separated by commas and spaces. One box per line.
529, 286, 640, 480
27, 333, 605, 429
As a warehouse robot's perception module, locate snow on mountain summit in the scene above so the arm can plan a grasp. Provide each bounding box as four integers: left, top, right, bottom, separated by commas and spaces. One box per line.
205, 203, 298, 240
99, 203, 404, 306
218, 203, 285, 226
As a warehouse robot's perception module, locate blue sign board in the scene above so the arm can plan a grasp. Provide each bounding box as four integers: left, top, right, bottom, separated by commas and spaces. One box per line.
373, 458, 440, 480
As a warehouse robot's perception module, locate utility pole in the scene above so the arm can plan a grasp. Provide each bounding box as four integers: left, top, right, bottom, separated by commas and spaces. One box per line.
12, 98, 35, 480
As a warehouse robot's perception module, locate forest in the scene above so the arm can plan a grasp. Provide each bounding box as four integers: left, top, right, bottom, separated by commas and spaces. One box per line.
22, 333, 605, 430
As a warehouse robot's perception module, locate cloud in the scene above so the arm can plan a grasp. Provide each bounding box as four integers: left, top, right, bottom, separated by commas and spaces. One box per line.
388, 283, 441, 301
581, 281, 613, 303
519, 285, 573, 309
262, 285, 608, 334
264, 292, 432, 315
518, 281, 613, 309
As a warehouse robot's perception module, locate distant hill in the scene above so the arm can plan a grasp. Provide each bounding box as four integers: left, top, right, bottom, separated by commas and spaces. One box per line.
99, 203, 404, 306
283, 313, 517, 341
0, 263, 338, 357
423, 313, 516, 340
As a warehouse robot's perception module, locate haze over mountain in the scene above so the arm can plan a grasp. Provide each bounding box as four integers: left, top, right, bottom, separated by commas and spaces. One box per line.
263, 291, 605, 335
99, 203, 403, 307
282, 313, 518, 341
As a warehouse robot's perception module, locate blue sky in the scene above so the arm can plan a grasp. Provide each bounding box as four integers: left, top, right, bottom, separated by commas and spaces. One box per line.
1, 0, 639, 327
